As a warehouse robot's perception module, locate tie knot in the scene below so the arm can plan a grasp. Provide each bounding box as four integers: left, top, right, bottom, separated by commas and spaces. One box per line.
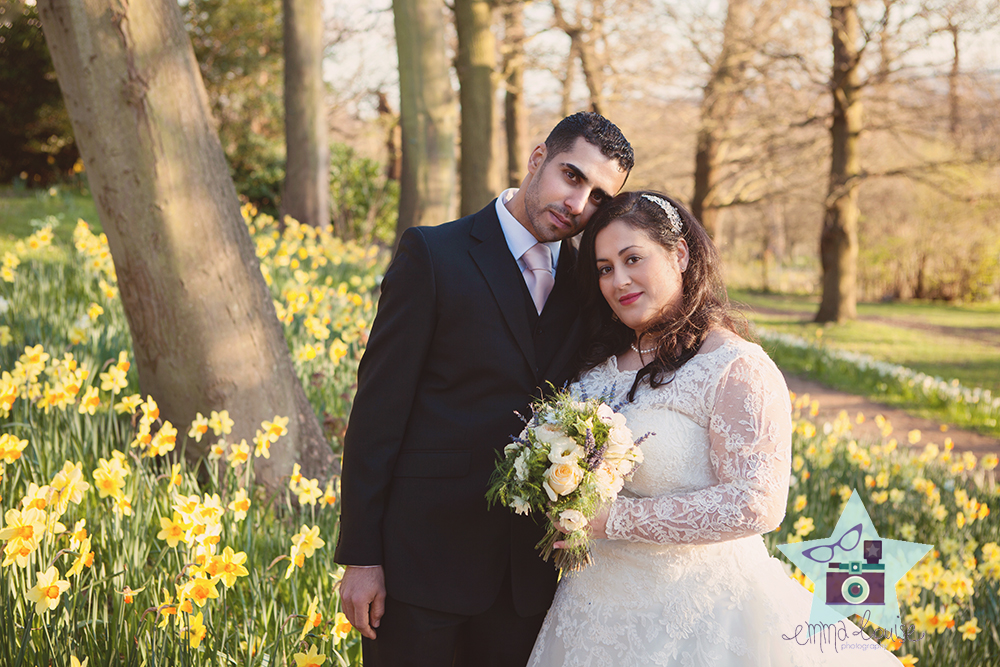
522, 243, 552, 273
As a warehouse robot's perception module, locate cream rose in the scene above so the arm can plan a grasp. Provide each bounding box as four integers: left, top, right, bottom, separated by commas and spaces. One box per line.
594, 462, 624, 501
558, 509, 588, 533
544, 462, 584, 497
504, 442, 521, 458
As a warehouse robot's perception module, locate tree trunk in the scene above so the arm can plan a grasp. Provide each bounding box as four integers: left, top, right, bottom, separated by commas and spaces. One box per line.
282, 0, 329, 229
560, 40, 578, 118
691, 0, 751, 239
393, 0, 457, 242
948, 23, 960, 141
502, 0, 527, 188
377, 90, 402, 181
816, 0, 862, 323
36, 0, 332, 489
552, 0, 606, 116
455, 0, 498, 216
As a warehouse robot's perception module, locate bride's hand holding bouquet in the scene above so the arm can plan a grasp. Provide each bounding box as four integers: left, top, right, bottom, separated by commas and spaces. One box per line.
486, 388, 648, 571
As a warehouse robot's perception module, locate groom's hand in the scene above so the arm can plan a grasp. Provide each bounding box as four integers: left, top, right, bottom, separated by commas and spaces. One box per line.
340, 565, 386, 640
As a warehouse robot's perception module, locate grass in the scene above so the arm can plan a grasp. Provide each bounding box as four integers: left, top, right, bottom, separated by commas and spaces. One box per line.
732, 289, 1000, 397
0, 186, 102, 245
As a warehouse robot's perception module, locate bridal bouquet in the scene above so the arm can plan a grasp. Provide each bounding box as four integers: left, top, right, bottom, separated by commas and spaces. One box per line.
486, 388, 647, 571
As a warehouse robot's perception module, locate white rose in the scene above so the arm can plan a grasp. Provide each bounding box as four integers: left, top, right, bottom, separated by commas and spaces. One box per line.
504, 443, 521, 458
596, 403, 627, 429
558, 509, 589, 533
548, 437, 585, 465
616, 458, 636, 477
542, 481, 559, 502
594, 463, 624, 501
605, 424, 634, 460
544, 462, 584, 496
513, 450, 530, 482
510, 495, 531, 515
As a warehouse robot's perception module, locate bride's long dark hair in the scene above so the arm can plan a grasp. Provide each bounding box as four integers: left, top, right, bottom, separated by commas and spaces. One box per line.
576, 191, 751, 401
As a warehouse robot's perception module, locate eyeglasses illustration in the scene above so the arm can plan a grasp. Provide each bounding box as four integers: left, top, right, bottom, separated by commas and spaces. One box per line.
802, 523, 863, 564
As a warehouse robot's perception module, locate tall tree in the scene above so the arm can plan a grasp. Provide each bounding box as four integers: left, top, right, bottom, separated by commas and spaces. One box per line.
816, 0, 862, 322
282, 0, 329, 228
393, 0, 457, 240
501, 0, 527, 188
36, 0, 332, 488
455, 0, 498, 216
551, 0, 608, 115
690, 0, 753, 239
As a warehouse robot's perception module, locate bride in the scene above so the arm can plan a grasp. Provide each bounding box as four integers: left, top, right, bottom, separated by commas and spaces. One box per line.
527, 192, 902, 666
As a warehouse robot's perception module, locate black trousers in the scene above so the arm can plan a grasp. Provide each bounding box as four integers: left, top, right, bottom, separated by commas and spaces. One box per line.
361, 569, 547, 667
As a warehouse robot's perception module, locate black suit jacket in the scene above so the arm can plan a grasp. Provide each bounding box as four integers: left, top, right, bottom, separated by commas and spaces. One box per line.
334, 201, 583, 617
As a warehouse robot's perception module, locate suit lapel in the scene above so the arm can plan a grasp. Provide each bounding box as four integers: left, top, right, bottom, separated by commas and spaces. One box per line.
469, 204, 537, 372
540, 240, 582, 382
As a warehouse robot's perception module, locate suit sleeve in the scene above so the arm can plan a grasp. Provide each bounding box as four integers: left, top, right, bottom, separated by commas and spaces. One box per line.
334, 227, 437, 565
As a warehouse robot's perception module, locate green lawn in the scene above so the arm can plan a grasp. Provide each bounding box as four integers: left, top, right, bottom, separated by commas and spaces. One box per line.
0, 186, 102, 244
731, 289, 1000, 396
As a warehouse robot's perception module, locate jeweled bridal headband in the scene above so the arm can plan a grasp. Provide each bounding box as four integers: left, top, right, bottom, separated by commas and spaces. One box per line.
641, 194, 683, 235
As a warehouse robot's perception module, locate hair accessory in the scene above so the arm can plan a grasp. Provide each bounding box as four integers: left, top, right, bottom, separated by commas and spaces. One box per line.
641, 194, 683, 235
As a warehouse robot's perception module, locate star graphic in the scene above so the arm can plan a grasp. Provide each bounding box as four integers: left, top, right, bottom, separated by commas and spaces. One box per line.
777, 490, 931, 638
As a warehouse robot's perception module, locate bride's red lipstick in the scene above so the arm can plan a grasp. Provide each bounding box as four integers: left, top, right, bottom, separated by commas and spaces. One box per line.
619, 292, 641, 306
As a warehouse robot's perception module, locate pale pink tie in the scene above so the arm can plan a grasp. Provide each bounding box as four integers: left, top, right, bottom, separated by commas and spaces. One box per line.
521, 243, 555, 314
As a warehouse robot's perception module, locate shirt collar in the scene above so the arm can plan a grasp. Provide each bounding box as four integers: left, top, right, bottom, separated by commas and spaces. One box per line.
495, 189, 562, 269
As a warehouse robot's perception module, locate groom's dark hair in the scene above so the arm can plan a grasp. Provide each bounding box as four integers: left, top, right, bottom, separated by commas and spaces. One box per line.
544, 112, 634, 175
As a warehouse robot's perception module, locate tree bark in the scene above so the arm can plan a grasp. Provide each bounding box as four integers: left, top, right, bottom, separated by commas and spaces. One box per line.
393, 0, 457, 242
691, 0, 752, 239
455, 0, 498, 216
502, 0, 527, 188
948, 23, 960, 140
282, 0, 329, 228
552, 0, 606, 116
36, 0, 332, 488
816, 0, 862, 323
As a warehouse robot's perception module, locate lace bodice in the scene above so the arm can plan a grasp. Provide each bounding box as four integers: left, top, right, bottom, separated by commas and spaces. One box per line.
580, 337, 793, 545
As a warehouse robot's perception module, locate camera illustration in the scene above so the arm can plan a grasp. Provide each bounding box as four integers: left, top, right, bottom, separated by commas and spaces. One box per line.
826, 539, 885, 605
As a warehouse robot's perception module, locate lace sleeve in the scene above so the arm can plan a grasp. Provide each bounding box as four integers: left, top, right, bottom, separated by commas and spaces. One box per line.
605, 350, 792, 545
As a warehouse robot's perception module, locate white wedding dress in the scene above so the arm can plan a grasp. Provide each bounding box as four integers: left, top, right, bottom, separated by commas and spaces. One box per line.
527, 337, 902, 667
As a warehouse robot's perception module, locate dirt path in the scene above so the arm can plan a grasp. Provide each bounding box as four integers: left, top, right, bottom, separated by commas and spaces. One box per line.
782, 373, 999, 457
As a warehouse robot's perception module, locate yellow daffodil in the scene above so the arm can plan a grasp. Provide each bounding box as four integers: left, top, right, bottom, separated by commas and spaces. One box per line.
77, 386, 100, 415
793, 517, 814, 538
86, 303, 104, 321
188, 413, 209, 442
253, 429, 271, 459
114, 393, 143, 415
228, 440, 250, 465
182, 575, 220, 608
25, 566, 70, 614
70, 656, 88, 667
297, 478, 322, 506
206, 546, 248, 588
181, 611, 207, 648
293, 644, 326, 667
0, 433, 28, 464
209, 409, 234, 436
292, 525, 325, 558
333, 611, 353, 643
66, 537, 94, 577
228, 488, 251, 521
958, 617, 981, 641
299, 597, 322, 641
99, 365, 128, 395
157, 513, 192, 548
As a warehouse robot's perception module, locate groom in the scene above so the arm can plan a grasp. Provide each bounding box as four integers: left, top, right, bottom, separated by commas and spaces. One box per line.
335, 112, 633, 666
